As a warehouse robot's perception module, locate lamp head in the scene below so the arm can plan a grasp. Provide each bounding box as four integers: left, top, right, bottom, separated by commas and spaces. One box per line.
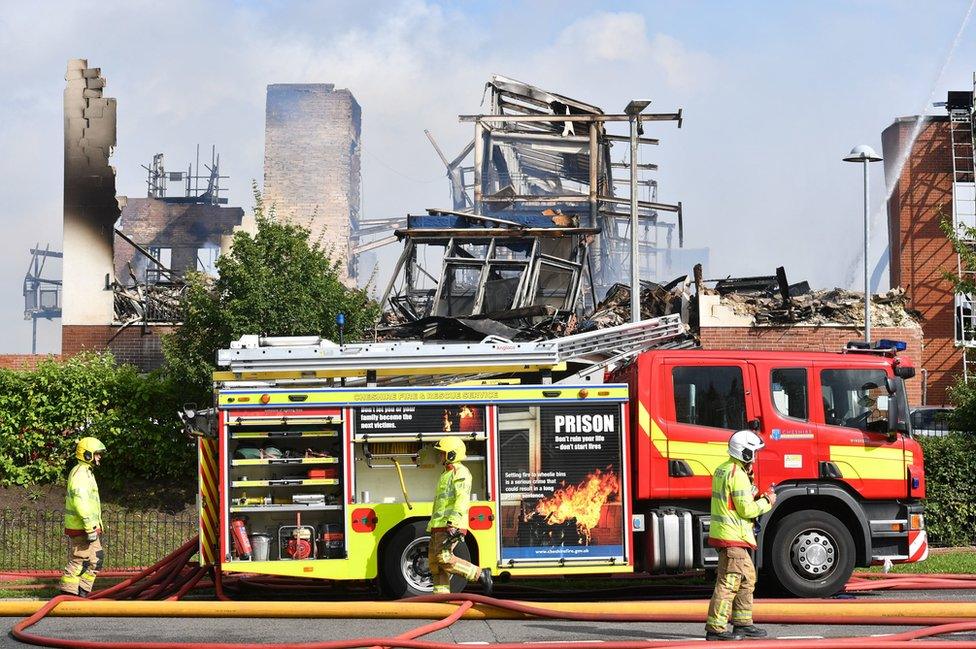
843, 144, 882, 163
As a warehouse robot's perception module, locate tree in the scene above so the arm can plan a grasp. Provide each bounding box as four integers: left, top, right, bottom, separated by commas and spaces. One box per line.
940, 215, 976, 294
162, 187, 381, 403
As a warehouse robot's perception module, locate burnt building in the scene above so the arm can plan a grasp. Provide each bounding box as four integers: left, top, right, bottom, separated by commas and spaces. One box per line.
263, 84, 362, 285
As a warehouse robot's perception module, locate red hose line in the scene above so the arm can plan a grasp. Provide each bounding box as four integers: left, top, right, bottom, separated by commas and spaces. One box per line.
168, 567, 209, 601
89, 537, 198, 601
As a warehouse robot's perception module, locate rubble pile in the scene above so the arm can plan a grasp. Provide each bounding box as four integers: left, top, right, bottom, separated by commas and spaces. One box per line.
114, 281, 185, 324
722, 286, 921, 327
579, 277, 693, 332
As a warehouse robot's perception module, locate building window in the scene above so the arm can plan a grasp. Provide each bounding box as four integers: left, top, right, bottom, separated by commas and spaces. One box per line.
771, 368, 808, 420
820, 369, 889, 432
197, 247, 220, 277
146, 247, 172, 284
672, 366, 747, 430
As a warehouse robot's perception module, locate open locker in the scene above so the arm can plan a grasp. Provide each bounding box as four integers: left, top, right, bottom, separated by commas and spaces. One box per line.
224, 409, 346, 563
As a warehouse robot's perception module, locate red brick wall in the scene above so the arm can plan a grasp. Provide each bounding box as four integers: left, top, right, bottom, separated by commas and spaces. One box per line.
62, 324, 175, 372
882, 117, 959, 405
0, 354, 62, 370
699, 325, 925, 405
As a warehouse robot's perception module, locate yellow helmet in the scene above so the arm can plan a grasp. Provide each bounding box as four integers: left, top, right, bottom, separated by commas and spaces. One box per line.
434, 437, 466, 463
76, 437, 106, 464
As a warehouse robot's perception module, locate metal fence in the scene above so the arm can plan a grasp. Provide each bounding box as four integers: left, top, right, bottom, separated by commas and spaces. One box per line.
0, 509, 197, 572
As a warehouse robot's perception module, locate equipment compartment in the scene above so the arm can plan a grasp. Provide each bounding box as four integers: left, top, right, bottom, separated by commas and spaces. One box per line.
224, 410, 346, 562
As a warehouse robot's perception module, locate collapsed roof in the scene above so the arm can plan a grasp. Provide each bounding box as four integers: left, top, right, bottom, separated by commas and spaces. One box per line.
380, 75, 695, 340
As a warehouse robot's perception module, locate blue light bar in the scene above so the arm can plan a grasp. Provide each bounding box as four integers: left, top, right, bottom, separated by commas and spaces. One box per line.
876, 339, 907, 352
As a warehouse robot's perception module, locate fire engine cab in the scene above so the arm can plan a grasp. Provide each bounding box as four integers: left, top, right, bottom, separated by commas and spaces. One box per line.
187, 315, 925, 598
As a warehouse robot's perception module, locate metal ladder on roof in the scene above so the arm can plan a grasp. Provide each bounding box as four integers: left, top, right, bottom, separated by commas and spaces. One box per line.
951, 74, 976, 382
217, 314, 686, 376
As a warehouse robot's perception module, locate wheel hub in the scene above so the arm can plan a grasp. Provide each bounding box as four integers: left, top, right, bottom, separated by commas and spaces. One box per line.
790, 530, 836, 578
401, 537, 432, 591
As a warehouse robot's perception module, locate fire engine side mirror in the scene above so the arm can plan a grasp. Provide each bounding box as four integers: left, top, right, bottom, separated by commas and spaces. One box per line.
884, 377, 897, 395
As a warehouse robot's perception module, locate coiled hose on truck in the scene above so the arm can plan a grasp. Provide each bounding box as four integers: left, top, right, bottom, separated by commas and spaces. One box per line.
9, 536, 976, 649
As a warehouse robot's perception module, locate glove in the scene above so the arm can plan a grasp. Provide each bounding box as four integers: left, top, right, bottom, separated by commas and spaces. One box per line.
446, 526, 464, 540
86, 530, 99, 542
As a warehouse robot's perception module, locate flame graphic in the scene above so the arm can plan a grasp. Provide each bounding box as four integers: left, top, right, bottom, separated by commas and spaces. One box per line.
534, 468, 619, 543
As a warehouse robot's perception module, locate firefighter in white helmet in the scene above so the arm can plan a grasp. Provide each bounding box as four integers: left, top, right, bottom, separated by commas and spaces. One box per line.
704, 430, 776, 641
427, 436, 493, 595
59, 437, 106, 597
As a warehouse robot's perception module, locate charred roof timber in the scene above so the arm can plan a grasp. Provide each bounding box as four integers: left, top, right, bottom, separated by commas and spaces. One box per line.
382, 75, 701, 340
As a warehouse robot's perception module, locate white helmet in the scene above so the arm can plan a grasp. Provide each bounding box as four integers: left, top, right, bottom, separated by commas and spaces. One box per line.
728, 429, 764, 463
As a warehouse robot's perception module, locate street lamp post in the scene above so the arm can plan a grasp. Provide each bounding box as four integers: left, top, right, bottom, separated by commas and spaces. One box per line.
624, 100, 651, 323
843, 145, 883, 344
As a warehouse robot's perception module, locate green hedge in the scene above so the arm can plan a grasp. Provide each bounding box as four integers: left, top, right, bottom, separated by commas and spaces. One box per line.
917, 433, 976, 547
0, 354, 193, 490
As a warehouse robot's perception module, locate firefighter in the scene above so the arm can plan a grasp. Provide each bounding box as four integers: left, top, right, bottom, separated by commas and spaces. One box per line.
704, 429, 776, 641
59, 437, 106, 597
427, 436, 493, 595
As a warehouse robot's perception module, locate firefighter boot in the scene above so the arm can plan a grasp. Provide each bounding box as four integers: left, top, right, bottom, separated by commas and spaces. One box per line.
77, 588, 90, 599
479, 568, 493, 596
733, 625, 767, 639
704, 629, 738, 641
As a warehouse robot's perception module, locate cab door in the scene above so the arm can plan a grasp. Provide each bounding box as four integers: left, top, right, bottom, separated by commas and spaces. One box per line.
813, 364, 905, 499
751, 361, 818, 490
660, 359, 759, 498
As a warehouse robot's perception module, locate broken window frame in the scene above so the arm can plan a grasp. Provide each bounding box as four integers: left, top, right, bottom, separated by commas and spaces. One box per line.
432, 238, 537, 317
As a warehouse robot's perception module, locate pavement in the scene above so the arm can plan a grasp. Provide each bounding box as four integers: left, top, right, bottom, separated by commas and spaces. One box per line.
2, 589, 975, 647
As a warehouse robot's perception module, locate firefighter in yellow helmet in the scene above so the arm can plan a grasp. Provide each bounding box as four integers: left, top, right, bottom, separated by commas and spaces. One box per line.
427, 436, 492, 595
704, 430, 776, 641
59, 437, 106, 597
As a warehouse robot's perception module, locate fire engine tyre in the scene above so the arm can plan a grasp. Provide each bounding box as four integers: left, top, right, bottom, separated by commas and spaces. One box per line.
767, 510, 855, 598
380, 521, 472, 599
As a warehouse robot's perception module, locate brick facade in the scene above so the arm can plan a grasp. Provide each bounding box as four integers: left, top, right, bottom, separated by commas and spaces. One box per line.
882, 117, 959, 404
62, 324, 175, 372
0, 354, 62, 370
263, 84, 361, 284
699, 325, 925, 405
115, 198, 244, 281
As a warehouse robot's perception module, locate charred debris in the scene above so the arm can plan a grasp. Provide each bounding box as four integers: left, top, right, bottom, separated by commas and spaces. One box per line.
379, 75, 697, 345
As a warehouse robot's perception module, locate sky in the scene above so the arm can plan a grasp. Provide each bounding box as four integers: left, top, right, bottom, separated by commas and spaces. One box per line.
2, 0, 976, 354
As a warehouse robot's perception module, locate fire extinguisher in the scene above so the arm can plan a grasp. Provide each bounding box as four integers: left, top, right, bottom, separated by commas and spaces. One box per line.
231, 517, 252, 559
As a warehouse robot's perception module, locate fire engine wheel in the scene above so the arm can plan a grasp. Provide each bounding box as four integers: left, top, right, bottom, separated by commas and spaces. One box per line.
767, 510, 855, 598
380, 521, 472, 599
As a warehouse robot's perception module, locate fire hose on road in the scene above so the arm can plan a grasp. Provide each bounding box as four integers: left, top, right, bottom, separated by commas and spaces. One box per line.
7, 536, 976, 649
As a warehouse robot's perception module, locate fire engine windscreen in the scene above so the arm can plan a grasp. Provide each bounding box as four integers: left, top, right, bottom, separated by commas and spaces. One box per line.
819, 369, 909, 435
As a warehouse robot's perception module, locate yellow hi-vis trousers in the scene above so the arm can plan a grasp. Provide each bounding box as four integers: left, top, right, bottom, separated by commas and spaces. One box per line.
706, 546, 756, 631
428, 529, 480, 594
59, 536, 103, 595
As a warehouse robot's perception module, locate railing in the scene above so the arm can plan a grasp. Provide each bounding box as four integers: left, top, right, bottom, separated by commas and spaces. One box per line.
0, 509, 197, 572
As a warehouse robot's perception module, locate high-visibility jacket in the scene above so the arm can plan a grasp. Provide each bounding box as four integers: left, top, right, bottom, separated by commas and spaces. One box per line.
428, 463, 471, 531
64, 462, 102, 534
708, 458, 771, 549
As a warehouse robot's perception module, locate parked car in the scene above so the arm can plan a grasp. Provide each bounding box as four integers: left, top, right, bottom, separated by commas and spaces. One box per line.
910, 406, 956, 436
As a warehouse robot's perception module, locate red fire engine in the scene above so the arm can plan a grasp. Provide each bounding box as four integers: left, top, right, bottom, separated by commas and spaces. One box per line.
187, 316, 924, 598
